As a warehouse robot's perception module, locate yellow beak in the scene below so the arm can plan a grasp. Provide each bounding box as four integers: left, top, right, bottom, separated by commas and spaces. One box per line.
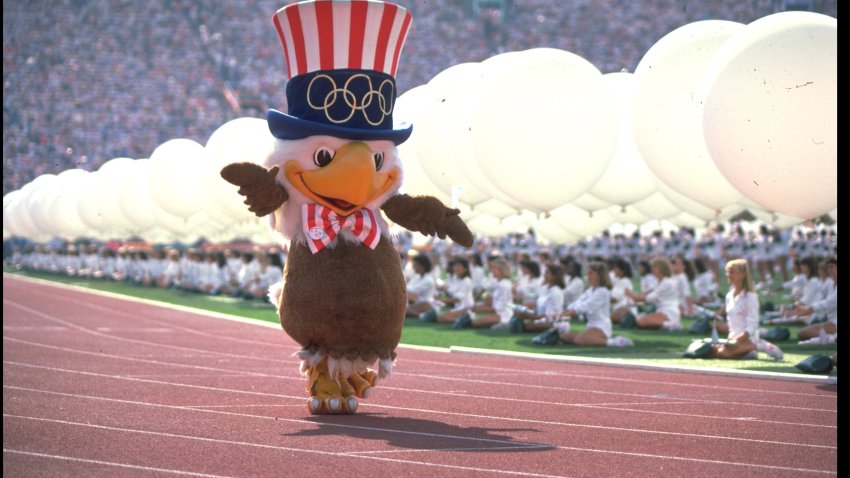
284, 142, 397, 216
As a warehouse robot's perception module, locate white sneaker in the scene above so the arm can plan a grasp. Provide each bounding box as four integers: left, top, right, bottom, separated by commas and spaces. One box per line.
761, 342, 784, 361
607, 335, 634, 347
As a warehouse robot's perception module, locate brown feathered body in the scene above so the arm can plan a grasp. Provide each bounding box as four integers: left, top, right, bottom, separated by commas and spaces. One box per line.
280, 235, 405, 366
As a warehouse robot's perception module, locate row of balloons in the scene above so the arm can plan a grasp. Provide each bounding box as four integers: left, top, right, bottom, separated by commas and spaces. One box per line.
393, 10, 836, 242
3, 11, 836, 246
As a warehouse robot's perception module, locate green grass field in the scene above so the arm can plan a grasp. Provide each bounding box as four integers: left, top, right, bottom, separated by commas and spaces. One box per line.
5, 266, 837, 377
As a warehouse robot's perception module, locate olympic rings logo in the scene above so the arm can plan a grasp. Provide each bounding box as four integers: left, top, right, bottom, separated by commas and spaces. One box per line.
306, 73, 395, 126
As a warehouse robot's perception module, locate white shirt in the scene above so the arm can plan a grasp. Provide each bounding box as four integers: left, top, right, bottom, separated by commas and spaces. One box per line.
799, 277, 822, 306
406, 273, 437, 304
693, 271, 717, 300
568, 287, 612, 339
811, 284, 837, 327
725, 289, 760, 339
646, 277, 681, 326
562, 276, 585, 307
535, 284, 565, 320
610, 276, 634, 310
673, 272, 691, 308
640, 273, 658, 294
491, 278, 515, 323
257, 264, 283, 290
446, 276, 474, 311
783, 273, 807, 300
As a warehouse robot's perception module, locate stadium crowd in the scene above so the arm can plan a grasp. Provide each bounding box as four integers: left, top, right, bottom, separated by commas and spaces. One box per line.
3, 0, 837, 196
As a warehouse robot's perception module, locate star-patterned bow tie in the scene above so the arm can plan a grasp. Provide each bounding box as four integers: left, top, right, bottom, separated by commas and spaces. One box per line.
301, 203, 381, 254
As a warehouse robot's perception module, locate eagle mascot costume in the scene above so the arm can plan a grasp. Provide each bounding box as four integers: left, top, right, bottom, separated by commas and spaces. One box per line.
221, 0, 473, 415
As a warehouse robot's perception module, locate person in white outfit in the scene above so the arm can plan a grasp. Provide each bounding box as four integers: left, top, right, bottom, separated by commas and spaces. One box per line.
793, 257, 837, 342
672, 255, 696, 317
556, 261, 632, 346
692, 257, 719, 306
512, 263, 565, 333
405, 253, 438, 318
436, 258, 476, 325
468, 257, 515, 330
625, 256, 682, 331
245, 251, 284, 300
710, 259, 783, 360
561, 259, 585, 307
610, 258, 637, 324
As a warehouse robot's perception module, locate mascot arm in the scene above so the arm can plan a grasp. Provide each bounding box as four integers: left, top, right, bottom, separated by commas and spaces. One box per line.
381, 194, 474, 247
220, 162, 289, 217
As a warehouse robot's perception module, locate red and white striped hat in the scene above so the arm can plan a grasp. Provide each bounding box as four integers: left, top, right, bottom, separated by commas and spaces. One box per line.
267, 0, 414, 145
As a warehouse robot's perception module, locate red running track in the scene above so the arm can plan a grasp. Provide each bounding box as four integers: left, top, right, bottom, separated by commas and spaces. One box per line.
3, 274, 838, 477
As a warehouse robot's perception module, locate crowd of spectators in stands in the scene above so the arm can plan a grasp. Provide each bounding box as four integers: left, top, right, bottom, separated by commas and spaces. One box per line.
4, 0, 837, 196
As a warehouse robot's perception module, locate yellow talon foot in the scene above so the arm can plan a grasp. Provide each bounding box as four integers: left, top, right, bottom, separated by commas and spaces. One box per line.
305, 360, 358, 415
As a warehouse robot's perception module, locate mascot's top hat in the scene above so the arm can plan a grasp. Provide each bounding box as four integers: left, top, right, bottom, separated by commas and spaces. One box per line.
268, 0, 413, 145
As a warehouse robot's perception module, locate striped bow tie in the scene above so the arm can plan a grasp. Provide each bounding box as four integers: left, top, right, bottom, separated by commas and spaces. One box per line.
301, 203, 381, 254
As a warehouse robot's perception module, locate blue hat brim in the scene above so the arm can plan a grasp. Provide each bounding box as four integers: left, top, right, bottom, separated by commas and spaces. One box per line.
268, 109, 413, 145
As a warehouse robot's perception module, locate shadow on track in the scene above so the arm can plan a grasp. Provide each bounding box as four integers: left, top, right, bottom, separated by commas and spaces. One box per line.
283, 414, 555, 452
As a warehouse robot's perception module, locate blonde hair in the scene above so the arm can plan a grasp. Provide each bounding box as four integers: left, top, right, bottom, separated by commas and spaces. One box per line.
725, 258, 755, 293
587, 261, 612, 289
489, 257, 512, 279
650, 256, 673, 278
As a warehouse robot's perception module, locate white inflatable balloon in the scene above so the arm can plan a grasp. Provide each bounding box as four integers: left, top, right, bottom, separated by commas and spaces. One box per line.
204, 117, 276, 222
749, 208, 805, 229
701, 12, 837, 220
415, 63, 492, 206
632, 191, 680, 221
149, 138, 207, 218
572, 193, 610, 215
632, 20, 746, 210
395, 86, 452, 203
78, 158, 137, 238
3, 190, 25, 237
26, 174, 61, 238
606, 204, 651, 227
472, 48, 617, 213
533, 216, 580, 245
549, 204, 615, 239
118, 159, 158, 233
591, 72, 655, 207
472, 199, 519, 220
46, 169, 90, 240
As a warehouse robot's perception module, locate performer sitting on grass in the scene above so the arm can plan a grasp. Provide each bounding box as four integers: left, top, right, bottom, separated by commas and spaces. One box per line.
532, 261, 633, 347
624, 256, 682, 331
709, 259, 783, 360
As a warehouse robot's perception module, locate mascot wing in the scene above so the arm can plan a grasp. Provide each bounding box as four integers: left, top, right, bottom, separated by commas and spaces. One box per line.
221, 162, 289, 217
381, 194, 474, 247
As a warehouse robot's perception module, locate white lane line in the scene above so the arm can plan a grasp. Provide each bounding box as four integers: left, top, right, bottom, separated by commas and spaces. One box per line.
3, 363, 836, 450
345, 445, 553, 455
4, 411, 546, 457
393, 358, 836, 398
391, 372, 837, 414
3, 406, 835, 476
53, 293, 285, 348
3, 299, 286, 365
3, 336, 837, 429
2, 448, 230, 477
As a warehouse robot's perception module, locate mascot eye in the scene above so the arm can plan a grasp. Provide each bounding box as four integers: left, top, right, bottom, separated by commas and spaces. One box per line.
313, 147, 335, 167
373, 152, 384, 171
